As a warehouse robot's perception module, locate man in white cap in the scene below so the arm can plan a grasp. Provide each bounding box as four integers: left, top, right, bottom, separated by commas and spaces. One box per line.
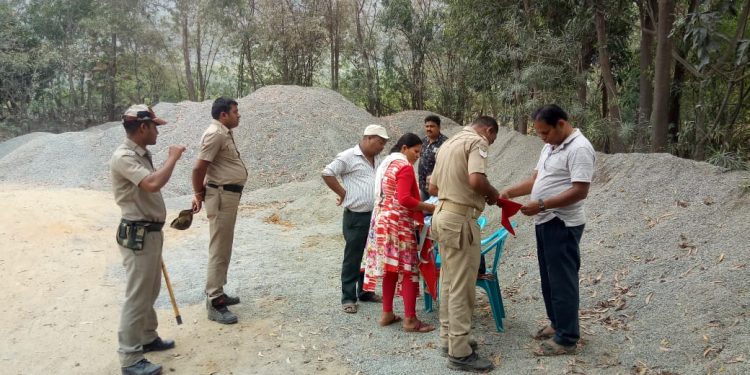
322, 124, 389, 313
110, 104, 185, 375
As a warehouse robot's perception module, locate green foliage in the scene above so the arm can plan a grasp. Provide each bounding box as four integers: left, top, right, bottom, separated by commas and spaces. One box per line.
706, 149, 749, 171
0, 0, 747, 171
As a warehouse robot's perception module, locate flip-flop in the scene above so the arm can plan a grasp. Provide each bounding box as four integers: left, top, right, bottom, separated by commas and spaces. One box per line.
533, 338, 576, 356
342, 303, 358, 314
402, 320, 435, 333
378, 314, 403, 326
532, 325, 555, 340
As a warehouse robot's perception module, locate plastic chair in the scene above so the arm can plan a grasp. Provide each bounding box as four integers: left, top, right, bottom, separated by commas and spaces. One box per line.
475, 226, 512, 332
423, 216, 486, 313
422, 216, 489, 310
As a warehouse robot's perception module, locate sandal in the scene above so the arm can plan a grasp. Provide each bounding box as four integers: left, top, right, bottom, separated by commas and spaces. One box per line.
378, 314, 403, 326
342, 303, 358, 314
533, 338, 576, 356
402, 319, 435, 333
532, 325, 555, 340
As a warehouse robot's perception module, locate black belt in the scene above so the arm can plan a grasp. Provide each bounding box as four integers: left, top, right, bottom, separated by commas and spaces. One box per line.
120, 219, 164, 232
207, 183, 244, 193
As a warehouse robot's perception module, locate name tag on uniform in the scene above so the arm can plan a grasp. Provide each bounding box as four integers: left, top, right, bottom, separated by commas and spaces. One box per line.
479, 149, 488, 158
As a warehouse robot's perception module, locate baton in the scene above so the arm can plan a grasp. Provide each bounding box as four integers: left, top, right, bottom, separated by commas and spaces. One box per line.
161, 257, 182, 325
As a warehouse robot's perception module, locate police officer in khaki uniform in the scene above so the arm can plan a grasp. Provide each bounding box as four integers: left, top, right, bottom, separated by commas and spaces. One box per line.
191, 97, 248, 324
110, 105, 185, 375
429, 116, 501, 373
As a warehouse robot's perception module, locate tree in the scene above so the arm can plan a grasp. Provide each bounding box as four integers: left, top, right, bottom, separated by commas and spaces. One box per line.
650, 0, 675, 152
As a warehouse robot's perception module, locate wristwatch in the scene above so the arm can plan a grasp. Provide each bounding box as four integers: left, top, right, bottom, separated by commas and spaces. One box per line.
538, 199, 546, 212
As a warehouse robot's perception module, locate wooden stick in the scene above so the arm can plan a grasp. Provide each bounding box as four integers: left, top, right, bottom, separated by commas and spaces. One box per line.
161, 257, 182, 325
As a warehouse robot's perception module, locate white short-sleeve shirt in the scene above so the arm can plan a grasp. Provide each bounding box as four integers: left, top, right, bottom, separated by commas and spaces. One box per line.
530, 129, 595, 226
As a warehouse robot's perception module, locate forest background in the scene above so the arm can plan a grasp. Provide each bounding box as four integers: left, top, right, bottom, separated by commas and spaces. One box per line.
1, 0, 748, 169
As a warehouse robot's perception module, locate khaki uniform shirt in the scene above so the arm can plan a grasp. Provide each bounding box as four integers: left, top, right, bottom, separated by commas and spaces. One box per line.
198, 119, 248, 186
110, 139, 167, 222
431, 126, 490, 211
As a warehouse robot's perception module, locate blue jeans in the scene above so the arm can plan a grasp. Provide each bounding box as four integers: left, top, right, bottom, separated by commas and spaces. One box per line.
535, 217, 584, 346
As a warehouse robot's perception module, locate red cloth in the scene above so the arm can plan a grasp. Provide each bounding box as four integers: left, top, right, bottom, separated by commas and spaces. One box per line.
419, 235, 439, 301
497, 197, 522, 236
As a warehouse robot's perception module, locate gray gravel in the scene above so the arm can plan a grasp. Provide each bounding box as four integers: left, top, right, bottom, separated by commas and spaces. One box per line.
3, 85, 749, 374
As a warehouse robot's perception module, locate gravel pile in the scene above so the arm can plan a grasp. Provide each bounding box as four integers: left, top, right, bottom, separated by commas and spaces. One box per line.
3, 86, 749, 374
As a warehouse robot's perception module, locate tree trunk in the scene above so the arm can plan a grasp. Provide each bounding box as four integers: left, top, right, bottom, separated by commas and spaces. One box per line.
237, 42, 245, 97
181, 10, 197, 101
637, 0, 656, 151
108, 33, 117, 121
196, 21, 205, 101
650, 0, 674, 152
513, 60, 527, 134
577, 40, 594, 108
667, 0, 696, 149
243, 42, 260, 90
594, 1, 625, 152
328, 0, 340, 90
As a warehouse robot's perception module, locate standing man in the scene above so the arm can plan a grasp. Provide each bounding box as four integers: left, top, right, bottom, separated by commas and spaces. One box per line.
111, 105, 185, 375
191, 97, 248, 325
418, 114, 449, 200
429, 116, 500, 373
322, 124, 389, 314
500, 104, 595, 356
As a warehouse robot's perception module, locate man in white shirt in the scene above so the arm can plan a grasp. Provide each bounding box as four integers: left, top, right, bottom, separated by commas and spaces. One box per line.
500, 104, 595, 356
322, 125, 389, 314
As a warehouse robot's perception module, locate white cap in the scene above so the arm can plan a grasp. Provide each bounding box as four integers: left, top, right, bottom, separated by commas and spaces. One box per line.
363, 124, 389, 139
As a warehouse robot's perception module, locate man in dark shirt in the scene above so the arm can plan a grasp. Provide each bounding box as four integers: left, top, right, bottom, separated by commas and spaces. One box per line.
418, 114, 449, 200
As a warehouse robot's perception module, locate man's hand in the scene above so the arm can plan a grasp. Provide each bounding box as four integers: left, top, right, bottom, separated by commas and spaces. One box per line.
498, 189, 511, 199
520, 201, 542, 216
485, 194, 498, 206
336, 191, 346, 206
192, 191, 204, 213
168, 145, 187, 159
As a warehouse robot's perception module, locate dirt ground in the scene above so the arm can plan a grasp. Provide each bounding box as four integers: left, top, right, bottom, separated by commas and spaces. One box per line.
0, 186, 350, 375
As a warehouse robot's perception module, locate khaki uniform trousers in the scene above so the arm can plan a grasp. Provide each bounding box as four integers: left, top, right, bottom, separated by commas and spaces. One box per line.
432, 205, 481, 358
204, 187, 241, 301
118, 231, 163, 367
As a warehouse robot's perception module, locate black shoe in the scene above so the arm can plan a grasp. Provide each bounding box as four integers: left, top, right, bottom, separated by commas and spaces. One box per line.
207, 299, 238, 324
219, 294, 240, 306
121, 359, 162, 375
441, 338, 478, 357
447, 351, 494, 373
142, 337, 175, 353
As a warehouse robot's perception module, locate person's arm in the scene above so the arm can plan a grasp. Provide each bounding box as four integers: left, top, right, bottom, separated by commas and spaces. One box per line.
191, 159, 210, 212
519, 182, 589, 216
466, 139, 498, 205
322, 175, 346, 205
499, 170, 538, 199
468, 173, 499, 205
138, 145, 186, 192
395, 166, 434, 213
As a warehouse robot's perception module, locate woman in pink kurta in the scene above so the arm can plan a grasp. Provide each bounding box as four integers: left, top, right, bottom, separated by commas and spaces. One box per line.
364, 133, 436, 332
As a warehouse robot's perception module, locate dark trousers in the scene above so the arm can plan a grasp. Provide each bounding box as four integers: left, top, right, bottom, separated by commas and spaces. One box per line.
535, 217, 584, 346
341, 209, 373, 304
